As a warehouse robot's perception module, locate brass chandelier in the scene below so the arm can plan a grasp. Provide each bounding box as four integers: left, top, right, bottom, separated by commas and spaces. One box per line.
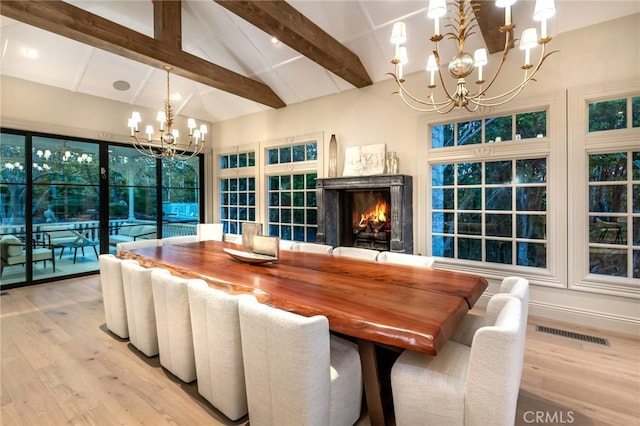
127, 66, 207, 160
389, 0, 558, 113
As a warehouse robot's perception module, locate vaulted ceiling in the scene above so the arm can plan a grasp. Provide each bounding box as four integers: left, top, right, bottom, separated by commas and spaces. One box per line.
1, 1, 638, 124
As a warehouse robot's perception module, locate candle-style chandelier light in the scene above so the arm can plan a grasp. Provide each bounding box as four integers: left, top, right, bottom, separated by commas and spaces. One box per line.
127, 66, 207, 160
389, 0, 558, 113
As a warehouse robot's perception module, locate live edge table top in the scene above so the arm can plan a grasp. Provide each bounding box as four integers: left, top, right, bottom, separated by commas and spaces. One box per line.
121, 240, 488, 356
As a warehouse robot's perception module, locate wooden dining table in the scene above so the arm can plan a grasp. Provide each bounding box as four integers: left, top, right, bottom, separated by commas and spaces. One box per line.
120, 240, 488, 426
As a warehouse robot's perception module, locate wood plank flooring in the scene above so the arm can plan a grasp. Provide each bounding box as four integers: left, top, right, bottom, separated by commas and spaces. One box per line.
1, 276, 639, 426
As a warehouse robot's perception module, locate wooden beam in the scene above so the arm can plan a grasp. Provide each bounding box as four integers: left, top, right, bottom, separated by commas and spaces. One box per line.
154, 0, 182, 51
215, 0, 373, 88
474, 0, 512, 54
0, 0, 286, 109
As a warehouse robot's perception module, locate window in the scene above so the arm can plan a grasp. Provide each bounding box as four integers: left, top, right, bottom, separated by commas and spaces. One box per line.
217, 148, 257, 235
426, 102, 564, 285
570, 90, 639, 295
267, 172, 318, 242
265, 137, 319, 242
216, 134, 322, 242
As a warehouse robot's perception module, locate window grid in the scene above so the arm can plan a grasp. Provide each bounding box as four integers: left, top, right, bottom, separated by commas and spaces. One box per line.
587, 150, 639, 278
220, 177, 256, 235
431, 110, 547, 148
219, 151, 255, 169
267, 142, 317, 165
432, 157, 548, 268
266, 172, 318, 242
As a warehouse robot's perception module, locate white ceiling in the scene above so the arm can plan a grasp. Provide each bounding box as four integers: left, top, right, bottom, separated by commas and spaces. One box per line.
1, 1, 638, 124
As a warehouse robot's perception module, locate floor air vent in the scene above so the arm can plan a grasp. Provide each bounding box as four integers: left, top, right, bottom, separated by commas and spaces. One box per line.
535, 325, 609, 346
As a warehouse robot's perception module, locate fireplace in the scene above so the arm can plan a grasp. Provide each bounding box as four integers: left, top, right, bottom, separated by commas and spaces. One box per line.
316, 174, 413, 253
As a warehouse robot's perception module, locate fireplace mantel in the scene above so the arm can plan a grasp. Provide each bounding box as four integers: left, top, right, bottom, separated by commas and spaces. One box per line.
316, 174, 413, 253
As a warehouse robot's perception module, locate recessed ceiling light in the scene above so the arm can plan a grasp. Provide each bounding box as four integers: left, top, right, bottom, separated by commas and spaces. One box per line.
271, 36, 280, 45
113, 80, 131, 91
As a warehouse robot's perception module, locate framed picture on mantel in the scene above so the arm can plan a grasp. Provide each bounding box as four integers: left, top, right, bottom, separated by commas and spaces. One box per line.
342, 143, 386, 176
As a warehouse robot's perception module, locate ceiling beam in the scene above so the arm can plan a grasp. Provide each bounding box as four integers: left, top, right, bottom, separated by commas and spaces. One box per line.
215, 0, 373, 88
475, 0, 513, 54
0, 0, 286, 109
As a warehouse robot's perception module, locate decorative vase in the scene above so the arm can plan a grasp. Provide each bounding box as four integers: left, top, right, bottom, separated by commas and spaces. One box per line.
387, 151, 399, 174
328, 134, 338, 177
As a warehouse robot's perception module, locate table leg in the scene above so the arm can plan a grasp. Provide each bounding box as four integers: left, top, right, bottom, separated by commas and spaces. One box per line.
357, 338, 387, 426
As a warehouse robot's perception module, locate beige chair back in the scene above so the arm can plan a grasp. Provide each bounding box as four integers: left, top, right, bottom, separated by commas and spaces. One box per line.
121, 259, 159, 357
290, 242, 333, 254
98, 254, 128, 339
238, 295, 362, 426
332, 246, 379, 261
151, 269, 196, 383
197, 223, 223, 242
187, 281, 247, 420
377, 251, 435, 267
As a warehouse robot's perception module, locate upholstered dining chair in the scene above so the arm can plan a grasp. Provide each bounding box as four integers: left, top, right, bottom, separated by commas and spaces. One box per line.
161, 235, 199, 245
290, 242, 334, 254
450, 276, 529, 347
238, 295, 362, 426
391, 297, 526, 426
196, 223, 223, 242
121, 259, 159, 357
116, 238, 162, 256
279, 239, 297, 251
98, 254, 128, 339
376, 251, 435, 267
150, 269, 196, 383
187, 280, 247, 421
332, 246, 379, 261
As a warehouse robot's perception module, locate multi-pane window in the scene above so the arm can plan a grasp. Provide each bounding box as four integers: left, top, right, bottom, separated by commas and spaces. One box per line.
585, 95, 640, 279
432, 158, 547, 267
265, 139, 319, 242
220, 177, 256, 234
429, 109, 550, 270
267, 173, 318, 242
432, 111, 547, 148
218, 149, 257, 235
220, 151, 255, 169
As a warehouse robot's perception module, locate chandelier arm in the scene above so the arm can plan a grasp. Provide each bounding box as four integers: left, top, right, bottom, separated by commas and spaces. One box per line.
398, 89, 457, 114
388, 72, 453, 109
465, 27, 515, 100
132, 135, 164, 159
471, 48, 559, 105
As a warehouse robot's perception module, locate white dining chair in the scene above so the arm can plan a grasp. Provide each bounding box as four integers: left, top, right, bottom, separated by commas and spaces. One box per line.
391, 296, 526, 426
450, 276, 529, 347
376, 251, 435, 267
116, 238, 162, 256
332, 246, 379, 261
279, 239, 297, 251
187, 280, 247, 421
162, 235, 199, 245
151, 269, 197, 383
238, 295, 362, 426
98, 254, 128, 339
121, 259, 159, 357
290, 242, 333, 254
197, 223, 223, 242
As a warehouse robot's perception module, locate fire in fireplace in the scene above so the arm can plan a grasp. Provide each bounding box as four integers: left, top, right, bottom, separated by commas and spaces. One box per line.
351, 191, 391, 250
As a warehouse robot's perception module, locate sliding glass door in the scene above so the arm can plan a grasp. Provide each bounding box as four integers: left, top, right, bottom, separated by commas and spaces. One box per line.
0, 129, 203, 289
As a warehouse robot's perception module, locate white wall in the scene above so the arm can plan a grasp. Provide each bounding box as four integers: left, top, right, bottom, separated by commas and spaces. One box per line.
2, 14, 639, 334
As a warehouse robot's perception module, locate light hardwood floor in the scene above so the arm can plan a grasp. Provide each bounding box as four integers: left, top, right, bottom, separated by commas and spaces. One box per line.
1, 276, 638, 426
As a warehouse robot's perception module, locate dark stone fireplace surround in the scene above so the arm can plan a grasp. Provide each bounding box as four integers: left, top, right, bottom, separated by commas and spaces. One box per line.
316, 174, 413, 253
